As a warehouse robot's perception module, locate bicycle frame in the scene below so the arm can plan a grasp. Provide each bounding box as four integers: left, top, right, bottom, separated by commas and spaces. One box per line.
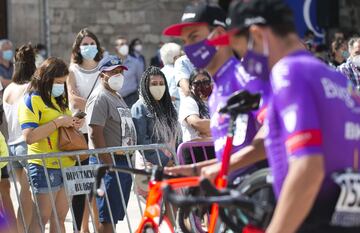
136, 176, 201, 233
208, 116, 235, 233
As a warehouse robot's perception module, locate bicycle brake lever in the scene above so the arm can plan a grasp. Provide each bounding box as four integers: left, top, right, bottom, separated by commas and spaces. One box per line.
90, 165, 110, 200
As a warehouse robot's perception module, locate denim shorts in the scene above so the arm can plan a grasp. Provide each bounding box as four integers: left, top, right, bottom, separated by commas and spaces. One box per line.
8, 141, 28, 168
27, 163, 63, 194
94, 157, 132, 223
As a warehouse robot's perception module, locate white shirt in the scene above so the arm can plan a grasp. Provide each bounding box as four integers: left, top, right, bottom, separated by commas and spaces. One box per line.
178, 96, 201, 142
161, 64, 180, 111
4, 100, 24, 145
69, 63, 100, 133
174, 55, 195, 100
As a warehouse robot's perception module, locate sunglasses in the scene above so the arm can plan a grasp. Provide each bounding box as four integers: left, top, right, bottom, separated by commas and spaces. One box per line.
192, 80, 211, 86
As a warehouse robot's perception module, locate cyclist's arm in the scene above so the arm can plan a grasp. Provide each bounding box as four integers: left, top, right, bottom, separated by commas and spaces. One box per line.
266, 155, 324, 233
228, 126, 266, 172
201, 126, 267, 181
164, 158, 217, 177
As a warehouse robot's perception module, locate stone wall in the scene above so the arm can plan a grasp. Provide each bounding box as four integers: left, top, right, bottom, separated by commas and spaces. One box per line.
8, 0, 201, 63
339, 0, 360, 35
8, 0, 43, 47
7, 0, 360, 64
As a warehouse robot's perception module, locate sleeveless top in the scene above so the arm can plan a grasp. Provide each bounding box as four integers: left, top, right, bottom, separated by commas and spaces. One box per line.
69, 63, 100, 133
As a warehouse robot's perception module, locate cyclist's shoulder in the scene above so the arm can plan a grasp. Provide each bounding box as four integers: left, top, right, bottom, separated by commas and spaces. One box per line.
271, 51, 337, 89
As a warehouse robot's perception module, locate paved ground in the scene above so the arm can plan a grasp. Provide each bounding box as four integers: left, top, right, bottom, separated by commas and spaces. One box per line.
10, 180, 145, 233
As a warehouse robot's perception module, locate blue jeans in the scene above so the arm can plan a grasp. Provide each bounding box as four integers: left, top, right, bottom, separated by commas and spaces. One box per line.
27, 163, 63, 194
91, 156, 133, 223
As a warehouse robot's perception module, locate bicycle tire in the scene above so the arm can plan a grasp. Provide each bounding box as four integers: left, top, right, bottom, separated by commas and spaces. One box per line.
178, 207, 209, 233
219, 168, 275, 232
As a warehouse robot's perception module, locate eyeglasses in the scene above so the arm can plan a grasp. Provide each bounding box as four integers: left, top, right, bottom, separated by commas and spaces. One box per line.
192, 80, 211, 86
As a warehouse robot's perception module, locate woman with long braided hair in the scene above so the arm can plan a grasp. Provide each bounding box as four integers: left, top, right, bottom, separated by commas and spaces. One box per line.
132, 66, 180, 167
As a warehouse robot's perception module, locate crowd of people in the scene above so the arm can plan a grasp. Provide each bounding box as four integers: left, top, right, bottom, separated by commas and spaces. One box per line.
0, 0, 360, 233
0, 23, 213, 232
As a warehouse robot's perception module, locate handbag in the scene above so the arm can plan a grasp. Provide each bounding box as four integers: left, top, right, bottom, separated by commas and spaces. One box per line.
58, 126, 89, 161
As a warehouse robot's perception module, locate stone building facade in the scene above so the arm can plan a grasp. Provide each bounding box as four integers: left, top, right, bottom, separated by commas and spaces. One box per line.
3, 0, 360, 63
5, 0, 207, 63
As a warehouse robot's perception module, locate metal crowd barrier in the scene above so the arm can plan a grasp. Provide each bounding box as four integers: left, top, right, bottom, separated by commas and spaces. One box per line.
0, 144, 176, 233
177, 140, 215, 165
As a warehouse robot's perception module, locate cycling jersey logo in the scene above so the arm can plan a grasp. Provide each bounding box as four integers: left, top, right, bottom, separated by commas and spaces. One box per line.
345, 122, 360, 140
235, 64, 256, 87
282, 106, 297, 133
285, 129, 322, 154
321, 78, 355, 108
271, 64, 290, 94
347, 81, 360, 105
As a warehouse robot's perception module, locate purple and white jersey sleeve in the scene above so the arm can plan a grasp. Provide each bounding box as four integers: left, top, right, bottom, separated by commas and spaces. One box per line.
270, 61, 323, 158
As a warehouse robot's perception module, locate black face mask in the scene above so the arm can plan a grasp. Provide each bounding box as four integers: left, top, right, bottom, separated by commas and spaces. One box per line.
192, 80, 213, 98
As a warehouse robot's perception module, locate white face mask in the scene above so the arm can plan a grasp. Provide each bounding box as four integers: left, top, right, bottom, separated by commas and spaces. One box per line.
117, 45, 129, 56
149, 85, 166, 100
107, 74, 124, 91
134, 44, 143, 53
352, 55, 360, 68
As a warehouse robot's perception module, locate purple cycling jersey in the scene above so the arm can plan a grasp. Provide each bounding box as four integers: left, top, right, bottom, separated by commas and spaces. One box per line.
265, 50, 360, 203
209, 57, 272, 162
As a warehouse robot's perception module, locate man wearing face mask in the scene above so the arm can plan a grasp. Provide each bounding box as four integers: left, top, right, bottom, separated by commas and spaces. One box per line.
114, 36, 143, 108
209, 0, 360, 232
163, 3, 270, 180
338, 37, 360, 91
86, 55, 136, 233
0, 39, 14, 88
129, 38, 146, 71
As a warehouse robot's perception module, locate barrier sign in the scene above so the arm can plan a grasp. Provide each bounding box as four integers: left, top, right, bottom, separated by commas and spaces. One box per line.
63, 165, 98, 196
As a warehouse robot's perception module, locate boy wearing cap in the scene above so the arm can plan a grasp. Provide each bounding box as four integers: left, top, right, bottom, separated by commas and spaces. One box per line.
210, 0, 360, 232
86, 55, 136, 233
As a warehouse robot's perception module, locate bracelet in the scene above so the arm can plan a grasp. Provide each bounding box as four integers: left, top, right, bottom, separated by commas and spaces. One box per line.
52, 120, 58, 129
191, 163, 198, 176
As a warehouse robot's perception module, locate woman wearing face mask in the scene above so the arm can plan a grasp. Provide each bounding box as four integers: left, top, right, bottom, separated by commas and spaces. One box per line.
86, 55, 136, 233
329, 38, 348, 67
18, 58, 83, 233
3, 44, 36, 233
178, 69, 215, 164
131, 66, 180, 166
129, 38, 146, 71
67, 28, 103, 233
131, 66, 180, 212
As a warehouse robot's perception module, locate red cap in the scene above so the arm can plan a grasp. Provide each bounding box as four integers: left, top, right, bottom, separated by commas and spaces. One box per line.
208, 28, 239, 46
163, 22, 207, 37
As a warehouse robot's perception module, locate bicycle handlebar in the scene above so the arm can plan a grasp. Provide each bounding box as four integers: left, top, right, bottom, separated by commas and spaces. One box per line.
92, 165, 182, 198
219, 90, 261, 115
163, 184, 256, 211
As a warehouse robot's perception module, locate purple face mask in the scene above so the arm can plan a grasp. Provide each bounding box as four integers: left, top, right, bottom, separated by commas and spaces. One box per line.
241, 37, 270, 79
184, 39, 217, 69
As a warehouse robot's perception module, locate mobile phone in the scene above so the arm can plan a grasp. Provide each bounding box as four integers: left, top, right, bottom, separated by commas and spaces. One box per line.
73, 111, 87, 119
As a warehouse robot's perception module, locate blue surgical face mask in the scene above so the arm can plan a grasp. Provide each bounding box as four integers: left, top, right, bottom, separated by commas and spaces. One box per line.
342, 50, 350, 60
80, 45, 98, 60
241, 35, 270, 79
52, 83, 65, 97
2, 50, 13, 61
184, 39, 217, 69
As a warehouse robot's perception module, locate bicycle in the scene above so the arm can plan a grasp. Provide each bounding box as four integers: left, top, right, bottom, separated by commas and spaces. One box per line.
93, 165, 200, 232
92, 90, 273, 233
173, 90, 275, 233
162, 177, 273, 233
